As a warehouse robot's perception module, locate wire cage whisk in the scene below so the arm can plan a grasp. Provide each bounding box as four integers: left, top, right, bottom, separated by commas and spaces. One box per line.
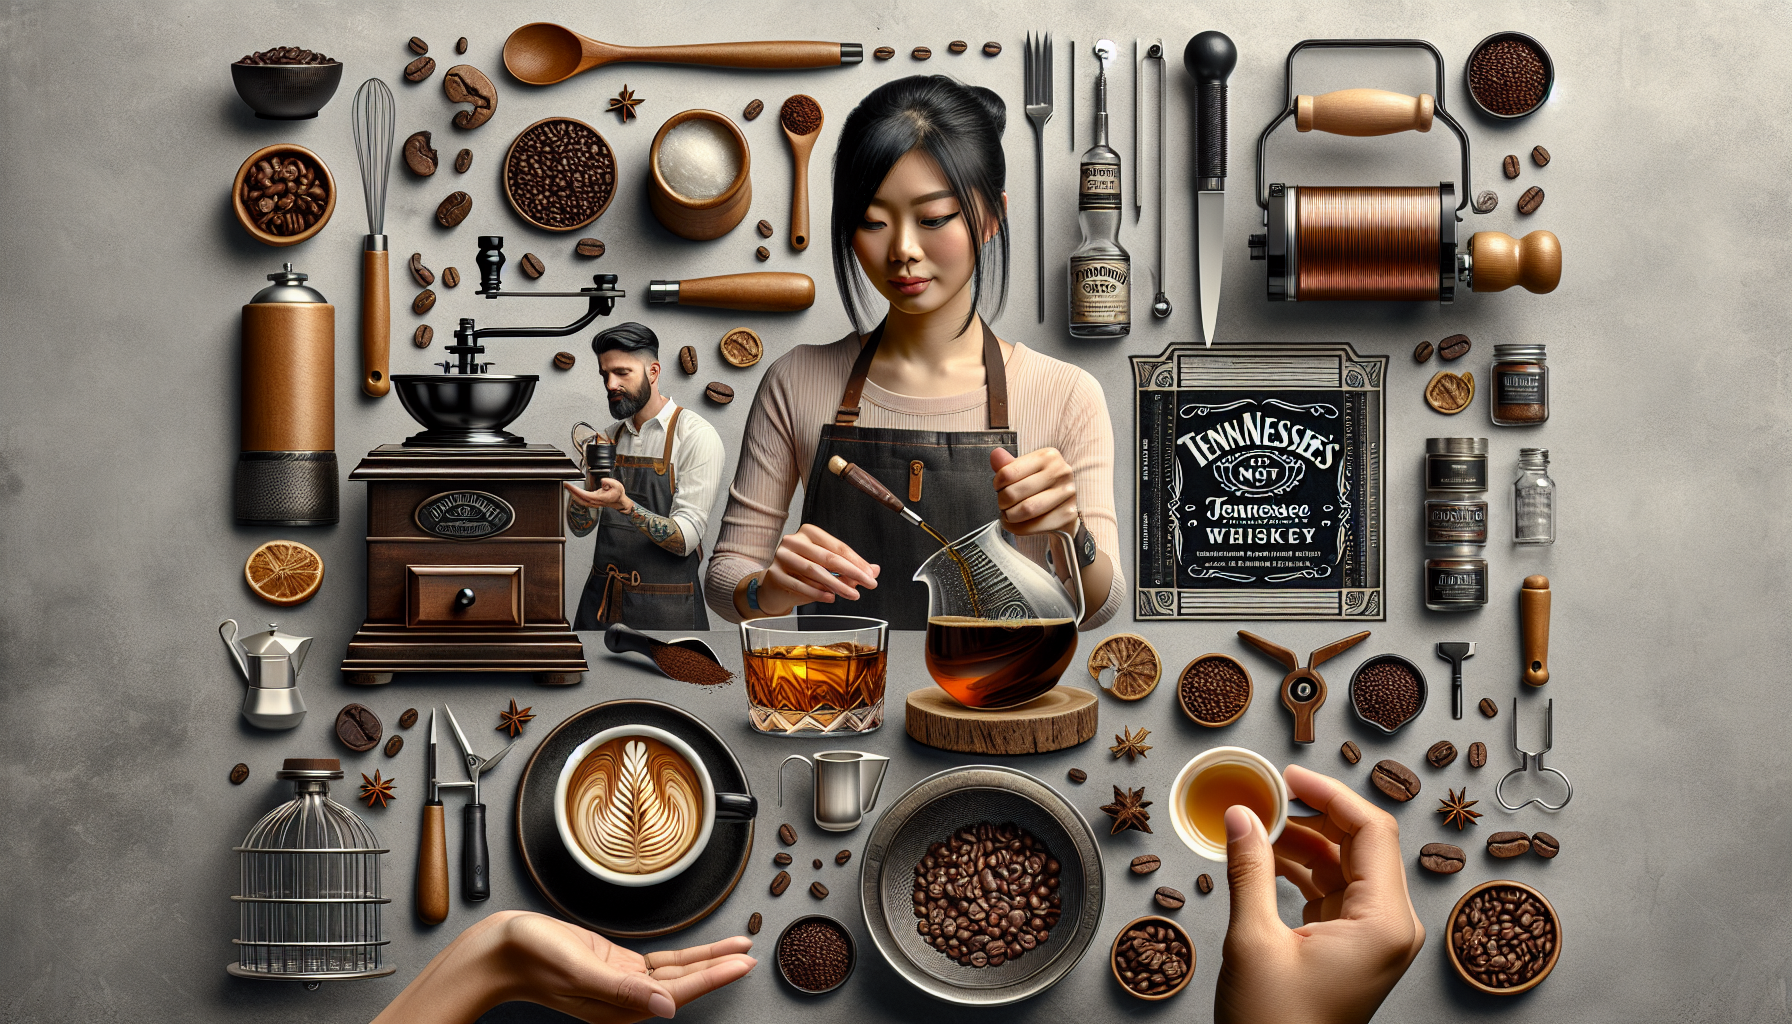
228, 758, 395, 984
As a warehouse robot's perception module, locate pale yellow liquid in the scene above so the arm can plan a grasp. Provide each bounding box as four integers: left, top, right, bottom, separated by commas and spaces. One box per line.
1185, 762, 1277, 847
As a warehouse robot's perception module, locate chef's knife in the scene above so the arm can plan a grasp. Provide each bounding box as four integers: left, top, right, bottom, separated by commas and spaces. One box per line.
1186, 32, 1236, 347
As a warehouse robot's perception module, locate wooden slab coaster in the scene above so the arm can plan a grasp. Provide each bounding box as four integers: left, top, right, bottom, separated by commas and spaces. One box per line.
904, 685, 1098, 754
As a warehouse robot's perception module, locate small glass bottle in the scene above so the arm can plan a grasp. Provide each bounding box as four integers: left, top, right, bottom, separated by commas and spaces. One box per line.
1491, 344, 1548, 425
1067, 51, 1130, 338
1513, 448, 1556, 544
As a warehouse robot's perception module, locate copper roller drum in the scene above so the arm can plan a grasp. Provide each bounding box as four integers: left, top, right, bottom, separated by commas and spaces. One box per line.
1295, 187, 1440, 301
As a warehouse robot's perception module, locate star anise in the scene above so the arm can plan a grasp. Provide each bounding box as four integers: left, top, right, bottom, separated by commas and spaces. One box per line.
359, 770, 397, 809
608, 85, 643, 123
1437, 787, 1482, 830
497, 698, 536, 737
1110, 726, 1152, 761
1100, 785, 1153, 835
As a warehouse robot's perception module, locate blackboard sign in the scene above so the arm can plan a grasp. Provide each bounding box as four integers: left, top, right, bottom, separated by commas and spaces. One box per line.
1132, 342, 1386, 621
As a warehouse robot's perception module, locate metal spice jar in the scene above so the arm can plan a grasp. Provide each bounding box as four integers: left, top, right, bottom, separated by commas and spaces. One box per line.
1424, 556, 1489, 612
1425, 437, 1489, 491
1491, 344, 1549, 425
1425, 498, 1488, 546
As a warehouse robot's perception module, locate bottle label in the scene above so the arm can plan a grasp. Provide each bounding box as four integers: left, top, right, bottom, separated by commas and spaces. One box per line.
1079, 163, 1121, 210
1426, 563, 1488, 606
1069, 257, 1130, 324
1425, 500, 1488, 545
1425, 455, 1487, 492
1497, 370, 1546, 407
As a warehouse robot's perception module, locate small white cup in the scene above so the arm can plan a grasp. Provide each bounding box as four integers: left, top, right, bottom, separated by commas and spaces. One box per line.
1169, 746, 1290, 862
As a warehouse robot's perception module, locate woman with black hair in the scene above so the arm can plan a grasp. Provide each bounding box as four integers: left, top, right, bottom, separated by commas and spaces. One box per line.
706, 75, 1123, 630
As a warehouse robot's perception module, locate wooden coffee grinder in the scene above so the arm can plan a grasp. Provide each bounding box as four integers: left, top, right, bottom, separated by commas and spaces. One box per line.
342, 238, 623, 685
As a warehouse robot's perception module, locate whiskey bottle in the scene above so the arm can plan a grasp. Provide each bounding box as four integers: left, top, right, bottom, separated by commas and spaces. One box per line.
1068, 52, 1130, 338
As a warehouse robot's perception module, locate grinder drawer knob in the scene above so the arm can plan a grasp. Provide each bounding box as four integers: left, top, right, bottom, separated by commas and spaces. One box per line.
455, 588, 477, 609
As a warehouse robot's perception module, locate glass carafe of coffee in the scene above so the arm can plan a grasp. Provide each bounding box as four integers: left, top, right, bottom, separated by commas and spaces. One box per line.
917, 520, 1086, 709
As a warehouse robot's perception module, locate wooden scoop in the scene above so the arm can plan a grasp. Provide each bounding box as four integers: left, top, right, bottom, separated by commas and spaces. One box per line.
780, 96, 824, 250
504, 24, 862, 85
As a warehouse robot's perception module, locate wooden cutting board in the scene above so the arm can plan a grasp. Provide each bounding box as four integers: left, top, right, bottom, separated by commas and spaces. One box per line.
904, 685, 1098, 755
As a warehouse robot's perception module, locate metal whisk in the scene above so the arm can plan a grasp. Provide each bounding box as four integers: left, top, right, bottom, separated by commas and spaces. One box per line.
229, 758, 393, 985
351, 78, 395, 398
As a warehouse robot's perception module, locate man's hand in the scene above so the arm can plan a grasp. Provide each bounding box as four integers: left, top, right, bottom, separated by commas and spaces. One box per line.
565, 479, 631, 512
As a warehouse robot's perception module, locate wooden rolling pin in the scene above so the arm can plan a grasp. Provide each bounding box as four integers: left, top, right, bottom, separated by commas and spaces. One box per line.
645, 272, 814, 312
1520, 574, 1550, 686
1296, 88, 1433, 136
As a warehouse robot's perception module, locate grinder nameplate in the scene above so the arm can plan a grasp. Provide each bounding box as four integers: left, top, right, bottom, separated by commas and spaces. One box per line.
415, 490, 516, 540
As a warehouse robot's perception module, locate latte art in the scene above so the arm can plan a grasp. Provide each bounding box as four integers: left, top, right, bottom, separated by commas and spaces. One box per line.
567, 737, 702, 875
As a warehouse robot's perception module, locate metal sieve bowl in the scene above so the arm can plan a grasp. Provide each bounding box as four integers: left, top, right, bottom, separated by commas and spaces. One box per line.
858, 765, 1104, 1006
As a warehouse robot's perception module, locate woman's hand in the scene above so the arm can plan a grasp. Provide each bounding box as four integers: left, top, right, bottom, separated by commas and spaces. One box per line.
372, 910, 757, 1024
747, 523, 880, 617
565, 479, 630, 512
989, 447, 1078, 535
1214, 765, 1425, 1024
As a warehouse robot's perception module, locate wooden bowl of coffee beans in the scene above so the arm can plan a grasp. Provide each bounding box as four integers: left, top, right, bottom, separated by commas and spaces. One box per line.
1446, 879, 1561, 994
1110, 915, 1194, 1000
232, 143, 336, 247
1176, 653, 1253, 727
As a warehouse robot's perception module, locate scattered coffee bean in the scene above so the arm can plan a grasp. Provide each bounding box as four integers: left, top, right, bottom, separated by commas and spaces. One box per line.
1452, 883, 1557, 989
774, 852, 792, 866
1479, 697, 1498, 718
404, 132, 439, 176
1371, 759, 1422, 802
399, 708, 418, 729
506, 118, 613, 228
1439, 334, 1472, 360
756, 245, 770, 261
1068, 767, 1087, 783
404, 55, 436, 82
436, 191, 473, 227
442, 267, 460, 288
810, 881, 829, 899
744, 98, 764, 120
1112, 919, 1191, 997
1428, 741, 1459, 769
413, 325, 433, 348
1474, 190, 1499, 213
412, 289, 436, 314
1531, 831, 1559, 858
1503, 154, 1521, 179
1354, 659, 1424, 731
1413, 340, 1434, 363
836, 849, 852, 866
874, 46, 895, 60
983, 41, 1003, 56
1195, 873, 1214, 895
1468, 741, 1487, 768
443, 64, 498, 129
677, 345, 698, 375
949, 40, 968, 53
1487, 831, 1532, 858
385, 735, 403, 757
575, 238, 606, 258
553, 351, 575, 371
771, 870, 791, 895
335, 703, 383, 752
1418, 842, 1466, 874
455, 148, 472, 173
1154, 887, 1185, 910
705, 382, 735, 405
913, 46, 932, 60
409, 252, 435, 286
812, 858, 823, 870
1341, 740, 1362, 764
238, 152, 330, 237
757, 219, 774, 238
456, 37, 468, 54
1517, 186, 1544, 214
779, 823, 797, 845
237, 47, 336, 66
747, 912, 762, 934
1130, 854, 1161, 875
230, 763, 250, 785
912, 820, 1061, 970
1531, 145, 1550, 167
520, 252, 545, 278
409, 37, 429, 55
779, 918, 853, 991
720, 327, 763, 367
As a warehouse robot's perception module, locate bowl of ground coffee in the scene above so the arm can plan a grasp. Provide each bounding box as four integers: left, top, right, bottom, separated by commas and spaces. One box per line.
1465, 32, 1554, 119
1446, 879, 1561, 994
1349, 654, 1428, 734
776, 915, 856, 994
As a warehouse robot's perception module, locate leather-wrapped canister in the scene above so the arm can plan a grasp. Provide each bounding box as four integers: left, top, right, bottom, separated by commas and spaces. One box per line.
237, 263, 338, 525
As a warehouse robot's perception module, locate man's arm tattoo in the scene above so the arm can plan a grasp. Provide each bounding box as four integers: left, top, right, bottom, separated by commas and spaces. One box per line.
626, 504, 686, 553
567, 501, 598, 537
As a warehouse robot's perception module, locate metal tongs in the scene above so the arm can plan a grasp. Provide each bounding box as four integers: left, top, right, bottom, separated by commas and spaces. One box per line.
1495, 698, 1573, 811
441, 705, 514, 901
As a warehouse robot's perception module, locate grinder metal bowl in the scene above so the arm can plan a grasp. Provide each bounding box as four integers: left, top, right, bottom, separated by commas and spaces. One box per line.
393, 374, 538, 445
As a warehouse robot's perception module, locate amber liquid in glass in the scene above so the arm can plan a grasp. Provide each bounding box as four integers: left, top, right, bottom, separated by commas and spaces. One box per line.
1185, 762, 1278, 847
924, 616, 1077, 709
742, 642, 886, 729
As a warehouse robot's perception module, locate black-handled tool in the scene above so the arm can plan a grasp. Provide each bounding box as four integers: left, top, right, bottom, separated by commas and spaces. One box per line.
442, 704, 513, 903
1436, 642, 1476, 720
1185, 31, 1236, 347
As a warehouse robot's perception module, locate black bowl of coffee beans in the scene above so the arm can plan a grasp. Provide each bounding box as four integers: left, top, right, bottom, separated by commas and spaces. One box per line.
1446, 880, 1561, 994
1110, 915, 1194, 1000
1465, 32, 1554, 120
1348, 653, 1428, 735
231, 47, 343, 120
776, 915, 857, 994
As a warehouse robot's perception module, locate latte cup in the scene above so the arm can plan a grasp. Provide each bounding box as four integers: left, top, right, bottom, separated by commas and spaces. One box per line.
555, 724, 757, 887
1169, 746, 1290, 862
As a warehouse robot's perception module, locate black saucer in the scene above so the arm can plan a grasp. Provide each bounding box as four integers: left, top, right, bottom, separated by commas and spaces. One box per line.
515, 699, 756, 938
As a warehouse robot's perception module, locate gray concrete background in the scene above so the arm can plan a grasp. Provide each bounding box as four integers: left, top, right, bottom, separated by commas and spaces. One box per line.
2, 1, 1789, 1021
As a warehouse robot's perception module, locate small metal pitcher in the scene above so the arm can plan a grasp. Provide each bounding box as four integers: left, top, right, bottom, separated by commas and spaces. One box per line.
780, 751, 890, 832
220, 620, 310, 730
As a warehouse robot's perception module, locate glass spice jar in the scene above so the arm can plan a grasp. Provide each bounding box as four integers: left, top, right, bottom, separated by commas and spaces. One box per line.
1513, 447, 1556, 544
1491, 344, 1548, 425
1424, 555, 1489, 611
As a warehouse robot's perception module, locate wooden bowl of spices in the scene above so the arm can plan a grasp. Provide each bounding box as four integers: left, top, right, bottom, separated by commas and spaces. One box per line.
1176, 653, 1253, 727
1110, 915, 1194, 1000
232, 143, 336, 247
503, 116, 617, 232
1446, 879, 1561, 994
648, 109, 752, 240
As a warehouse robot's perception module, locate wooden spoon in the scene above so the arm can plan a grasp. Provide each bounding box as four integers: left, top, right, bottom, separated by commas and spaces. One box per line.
780, 95, 824, 251
504, 24, 862, 86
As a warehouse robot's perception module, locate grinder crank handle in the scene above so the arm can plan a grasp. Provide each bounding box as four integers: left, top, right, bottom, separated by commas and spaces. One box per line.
1237, 629, 1299, 672
417, 801, 449, 925
1186, 31, 1236, 188
646, 273, 815, 312
463, 800, 490, 901
1309, 630, 1372, 670
1521, 575, 1551, 686
1467, 231, 1562, 294
361, 243, 391, 397
1296, 89, 1434, 136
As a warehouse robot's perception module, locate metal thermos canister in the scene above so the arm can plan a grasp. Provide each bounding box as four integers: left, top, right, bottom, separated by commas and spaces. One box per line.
236, 263, 338, 525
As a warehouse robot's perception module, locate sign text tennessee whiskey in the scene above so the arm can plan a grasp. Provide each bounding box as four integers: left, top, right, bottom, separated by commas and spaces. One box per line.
1132, 342, 1386, 620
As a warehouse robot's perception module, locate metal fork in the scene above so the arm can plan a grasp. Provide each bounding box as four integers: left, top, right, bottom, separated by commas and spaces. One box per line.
1024, 32, 1053, 323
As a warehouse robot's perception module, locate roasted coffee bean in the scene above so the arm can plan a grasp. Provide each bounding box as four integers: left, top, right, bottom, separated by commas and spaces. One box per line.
230, 763, 250, 785
404, 132, 439, 176
576, 237, 606, 258
1468, 741, 1487, 768
1413, 340, 1434, 363
1341, 740, 1362, 764
874, 46, 895, 60
436, 191, 473, 227
1154, 887, 1185, 910
744, 98, 764, 120
442, 267, 460, 288
1474, 190, 1499, 213
1067, 767, 1087, 783
1502, 154, 1520, 179
1487, 831, 1532, 858
335, 703, 383, 752
1112, 919, 1191, 996
705, 382, 735, 405
409, 252, 435, 286
553, 351, 575, 371
913, 820, 1061, 970
756, 245, 770, 261
779, 823, 797, 845
1418, 842, 1466, 874
455, 148, 472, 173
412, 289, 436, 314
836, 849, 852, 866
409, 36, 429, 55
1130, 854, 1161, 875
1427, 741, 1459, 769
520, 252, 545, 278
1518, 186, 1544, 214
238, 47, 336, 66
720, 327, 763, 367
1479, 697, 1499, 718
949, 40, 968, 53
774, 852, 792, 866
443, 64, 498, 129
1370, 759, 1422, 802
385, 735, 404, 757
983, 41, 1003, 56
1195, 873, 1214, 895
1531, 145, 1551, 167
771, 870, 791, 895
748, 912, 763, 934
1452, 884, 1557, 989
399, 708, 418, 729
1531, 831, 1560, 858
811, 858, 823, 870
413, 325, 433, 348
1439, 334, 1472, 360
913, 46, 932, 59
239, 152, 330, 237
810, 881, 829, 899
404, 55, 436, 82
757, 219, 774, 238
678, 345, 698, 374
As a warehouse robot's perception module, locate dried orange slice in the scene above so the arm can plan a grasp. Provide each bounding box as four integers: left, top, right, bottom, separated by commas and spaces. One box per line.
245, 539, 324, 606
1425, 370, 1475, 414
1088, 633, 1162, 701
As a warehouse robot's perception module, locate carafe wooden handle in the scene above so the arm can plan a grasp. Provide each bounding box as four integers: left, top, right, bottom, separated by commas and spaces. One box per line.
1469, 231, 1562, 294
1520, 575, 1551, 686
1296, 89, 1433, 136
361, 247, 390, 397
417, 802, 448, 925
676, 272, 815, 312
